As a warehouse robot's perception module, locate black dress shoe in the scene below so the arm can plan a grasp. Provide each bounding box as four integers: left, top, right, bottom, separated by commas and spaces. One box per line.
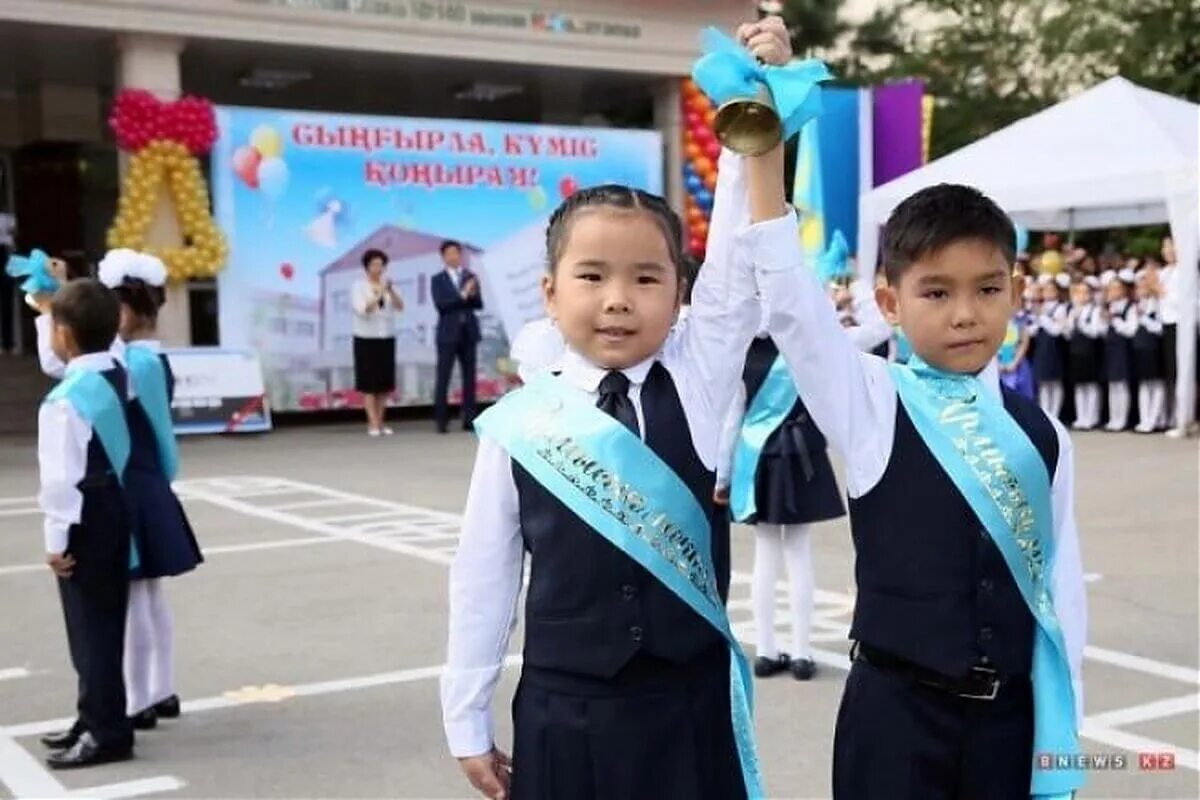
45, 732, 133, 770
754, 653, 791, 678
130, 708, 158, 730
790, 657, 817, 681
154, 695, 181, 719
40, 723, 83, 751
436, 425, 448, 434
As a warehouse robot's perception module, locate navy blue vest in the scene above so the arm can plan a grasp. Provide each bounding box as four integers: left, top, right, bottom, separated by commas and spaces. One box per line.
67, 366, 130, 592
512, 362, 727, 679
847, 387, 1058, 678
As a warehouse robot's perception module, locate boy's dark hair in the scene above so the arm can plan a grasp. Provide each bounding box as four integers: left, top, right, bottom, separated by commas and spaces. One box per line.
113, 279, 166, 324
361, 248, 388, 269
50, 279, 119, 354
439, 240, 462, 255
64, 254, 93, 281
881, 184, 1015, 284
545, 184, 684, 275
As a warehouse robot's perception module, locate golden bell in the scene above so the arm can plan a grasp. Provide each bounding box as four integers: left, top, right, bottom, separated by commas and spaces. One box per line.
712, 84, 782, 157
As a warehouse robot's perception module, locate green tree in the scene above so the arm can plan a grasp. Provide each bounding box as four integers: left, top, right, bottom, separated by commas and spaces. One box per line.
1099, 0, 1200, 101
778, 0, 847, 55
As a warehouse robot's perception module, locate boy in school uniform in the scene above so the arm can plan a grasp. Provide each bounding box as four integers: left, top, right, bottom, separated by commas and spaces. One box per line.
722, 33, 1086, 791
37, 279, 136, 768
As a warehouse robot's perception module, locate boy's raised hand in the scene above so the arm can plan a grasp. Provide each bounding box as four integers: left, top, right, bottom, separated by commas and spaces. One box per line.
736, 15, 793, 67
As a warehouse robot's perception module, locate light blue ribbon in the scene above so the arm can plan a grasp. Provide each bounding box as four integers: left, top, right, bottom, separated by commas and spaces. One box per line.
474, 373, 765, 799
46, 369, 140, 572
5, 249, 60, 295
815, 229, 852, 285
692, 27, 832, 140
125, 344, 179, 481
890, 357, 1082, 799
730, 354, 797, 523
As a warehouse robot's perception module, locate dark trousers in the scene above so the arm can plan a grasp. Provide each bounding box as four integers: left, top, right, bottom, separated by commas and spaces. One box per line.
434, 337, 477, 430
57, 574, 133, 748
833, 658, 1033, 799
510, 650, 744, 800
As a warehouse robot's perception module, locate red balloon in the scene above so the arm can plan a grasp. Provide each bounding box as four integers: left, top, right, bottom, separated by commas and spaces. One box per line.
559, 175, 579, 198
705, 140, 721, 161
280, 263, 295, 281
685, 111, 701, 129
233, 145, 262, 188
689, 235, 705, 254
692, 126, 712, 146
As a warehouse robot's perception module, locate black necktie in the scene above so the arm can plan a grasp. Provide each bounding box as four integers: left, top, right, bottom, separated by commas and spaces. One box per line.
596, 370, 639, 437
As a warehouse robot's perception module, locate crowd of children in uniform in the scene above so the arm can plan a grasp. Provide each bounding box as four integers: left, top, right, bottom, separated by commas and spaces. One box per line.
999, 240, 1183, 435
22, 248, 200, 769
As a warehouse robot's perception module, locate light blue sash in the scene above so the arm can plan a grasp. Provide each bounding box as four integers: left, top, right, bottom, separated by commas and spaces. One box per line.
474, 373, 765, 799
125, 344, 179, 480
730, 355, 797, 523
890, 357, 1082, 799
46, 369, 140, 572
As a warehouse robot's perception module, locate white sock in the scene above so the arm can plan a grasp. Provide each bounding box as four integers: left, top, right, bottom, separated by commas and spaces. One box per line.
752, 524, 783, 659
1108, 382, 1130, 430
1040, 382, 1064, 419
780, 524, 814, 660
1143, 381, 1166, 431
145, 579, 176, 704
1086, 384, 1102, 427
124, 580, 155, 715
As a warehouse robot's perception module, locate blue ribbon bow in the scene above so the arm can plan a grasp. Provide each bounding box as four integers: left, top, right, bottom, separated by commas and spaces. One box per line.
815, 229, 852, 284
5, 249, 59, 295
692, 27, 832, 140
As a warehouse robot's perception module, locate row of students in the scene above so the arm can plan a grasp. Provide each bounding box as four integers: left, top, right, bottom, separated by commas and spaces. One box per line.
33, 250, 200, 769
441, 16, 1085, 800
1023, 268, 1168, 432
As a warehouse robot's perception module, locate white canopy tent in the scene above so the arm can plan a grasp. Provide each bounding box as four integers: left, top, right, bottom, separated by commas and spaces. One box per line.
858, 76, 1199, 429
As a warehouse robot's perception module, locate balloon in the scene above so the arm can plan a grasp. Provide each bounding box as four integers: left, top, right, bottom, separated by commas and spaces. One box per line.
685, 174, 703, 193
688, 235, 705, 254
258, 157, 289, 199
685, 111, 701, 130
692, 126, 712, 146
703, 172, 717, 191
705, 109, 717, 127
251, 125, 283, 159
558, 175, 579, 198
280, 262, 295, 281
681, 79, 698, 98
687, 207, 704, 224
705, 141, 721, 161
693, 157, 714, 177
233, 146, 262, 188
686, 143, 702, 161
694, 188, 713, 209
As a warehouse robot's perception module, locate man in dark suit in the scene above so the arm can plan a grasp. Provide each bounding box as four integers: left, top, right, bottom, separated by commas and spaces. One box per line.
430, 240, 482, 432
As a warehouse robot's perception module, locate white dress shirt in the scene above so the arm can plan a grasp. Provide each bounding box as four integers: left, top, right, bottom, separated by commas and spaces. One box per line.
1108, 299, 1139, 337
1159, 265, 1180, 325
1068, 303, 1105, 339
1035, 301, 1069, 337
351, 278, 398, 339
441, 150, 759, 758
37, 352, 117, 555
740, 170, 1086, 724
1138, 298, 1163, 334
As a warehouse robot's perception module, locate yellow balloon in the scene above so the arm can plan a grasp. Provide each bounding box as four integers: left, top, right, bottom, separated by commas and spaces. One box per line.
250, 125, 283, 159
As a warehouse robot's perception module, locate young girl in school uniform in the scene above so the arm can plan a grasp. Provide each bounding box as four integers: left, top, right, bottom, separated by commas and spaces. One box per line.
1103, 269, 1139, 431
441, 25, 808, 800
1067, 276, 1104, 429
1032, 273, 1069, 419
1133, 270, 1166, 432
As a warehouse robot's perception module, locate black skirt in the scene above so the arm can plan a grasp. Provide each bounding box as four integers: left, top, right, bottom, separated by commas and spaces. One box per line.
1032, 330, 1064, 382
1067, 334, 1100, 385
737, 406, 845, 526
353, 336, 396, 394
1163, 323, 1177, 383
1104, 332, 1133, 383
1133, 330, 1164, 382
126, 466, 203, 580
510, 650, 745, 800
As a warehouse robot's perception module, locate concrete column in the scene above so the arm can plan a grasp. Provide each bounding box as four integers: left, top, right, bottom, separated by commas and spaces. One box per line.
115, 34, 191, 347
652, 78, 684, 218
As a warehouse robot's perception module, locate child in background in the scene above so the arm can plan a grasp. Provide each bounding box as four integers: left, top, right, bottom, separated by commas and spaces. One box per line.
1103, 269, 1138, 431
1067, 276, 1104, 430
1032, 273, 1069, 419
98, 250, 203, 728
998, 310, 1035, 400
1132, 269, 1166, 433
37, 280, 135, 769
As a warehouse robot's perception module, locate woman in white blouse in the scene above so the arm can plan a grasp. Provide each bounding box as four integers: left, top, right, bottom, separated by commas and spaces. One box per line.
352, 248, 404, 436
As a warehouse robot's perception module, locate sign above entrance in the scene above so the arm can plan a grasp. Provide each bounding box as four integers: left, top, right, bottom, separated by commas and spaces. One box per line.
236, 0, 641, 39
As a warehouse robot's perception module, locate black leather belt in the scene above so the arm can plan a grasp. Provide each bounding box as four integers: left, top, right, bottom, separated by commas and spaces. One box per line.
853, 642, 1004, 701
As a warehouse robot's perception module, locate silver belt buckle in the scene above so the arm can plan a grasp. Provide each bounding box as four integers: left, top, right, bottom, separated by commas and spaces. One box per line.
960, 666, 1000, 700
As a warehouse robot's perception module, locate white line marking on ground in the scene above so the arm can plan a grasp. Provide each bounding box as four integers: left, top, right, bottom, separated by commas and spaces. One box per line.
0, 507, 39, 518
1084, 694, 1200, 729
0, 668, 30, 682
3, 656, 523, 739
1085, 646, 1200, 685
1080, 724, 1199, 771
65, 776, 187, 799
0, 728, 64, 798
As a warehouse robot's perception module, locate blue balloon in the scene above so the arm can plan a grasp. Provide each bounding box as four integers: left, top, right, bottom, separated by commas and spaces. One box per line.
685, 174, 704, 193
258, 157, 290, 200
683, 163, 696, 179
695, 188, 713, 209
